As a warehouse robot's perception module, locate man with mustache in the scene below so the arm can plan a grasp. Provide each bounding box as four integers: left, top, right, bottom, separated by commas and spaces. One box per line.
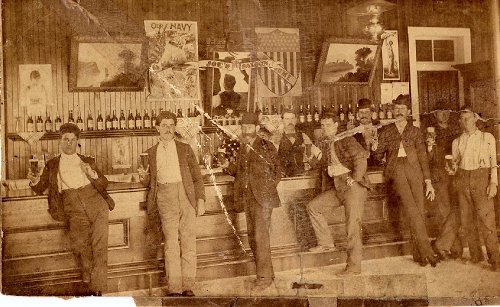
139, 111, 205, 297
373, 94, 439, 267
223, 112, 282, 290
351, 98, 379, 166
278, 109, 321, 177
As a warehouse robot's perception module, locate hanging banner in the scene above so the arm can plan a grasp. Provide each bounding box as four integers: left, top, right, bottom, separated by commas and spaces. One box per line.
144, 20, 200, 100
255, 28, 302, 98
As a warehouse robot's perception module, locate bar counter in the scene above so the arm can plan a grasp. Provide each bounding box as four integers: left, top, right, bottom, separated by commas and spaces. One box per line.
2, 168, 409, 295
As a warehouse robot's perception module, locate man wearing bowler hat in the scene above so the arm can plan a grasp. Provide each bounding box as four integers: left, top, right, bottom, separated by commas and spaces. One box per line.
373, 94, 440, 267
27, 123, 114, 296
223, 112, 282, 290
139, 111, 206, 296
352, 98, 380, 166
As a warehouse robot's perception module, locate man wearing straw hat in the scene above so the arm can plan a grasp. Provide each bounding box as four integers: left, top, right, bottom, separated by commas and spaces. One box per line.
223, 112, 282, 291
28, 123, 114, 296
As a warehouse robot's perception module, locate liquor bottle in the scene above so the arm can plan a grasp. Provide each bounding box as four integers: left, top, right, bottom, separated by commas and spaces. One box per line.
330, 102, 336, 113
119, 110, 126, 130
187, 107, 193, 118
36, 116, 44, 132
135, 109, 143, 129
26, 115, 34, 132
45, 114, 52, 132
151, 109, 157, 127
97, 112, 104, 131
378, 104, 386, 120
371, 103, 378, 120
298, 105, 306, 123
105, 113, 113, 130
144, 109, 151, 129
128, 111, 135, 129
68, 110, 75, 124
339, 104, 345, 122
313, 105, 320, 122
87, 112, 94, 131
76, 112, 84, 131
386, 105, 393, 119
347, 104, 355, 123
321, 104, 327, 115
264, 107, 270, 115
55, 114, 62, 131
112, 110, 119, 130
355, 103, 360, 121
177, 108, 183, 118
306, 104, 313, 122
271, 105, 278, 115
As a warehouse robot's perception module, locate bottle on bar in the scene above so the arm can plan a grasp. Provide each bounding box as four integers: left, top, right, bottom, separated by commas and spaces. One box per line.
87, 112, 94, 131
355, 103, 360, 121
76, 112, 84, 131
144, 109, 151, 129
151, 109, 157, 127
339, 104, 345, 122
112, 110, 119, 130
105, 113, 113, 130
321, 104, 327, 115
45, 113, 52, 132
271, 105, 277, 115
26, 115, 34, 132
55, 114, 62, 131
347, 104, 354, 124
128, 111, 135, 129
135, 109, 143, 129
177, 108, 183, 118
371, 103, 378, 120
306, 104, 313, 123
379, 104, 386, 120
298, 105, 306, 123
264, 107, 269, 115
36, 115, 44, 132
386, 105, 393, 119
314, 105, 320, 122
68, 110, 75, 124
330, 102, 336, 113
119, 110, 126, 130
187, 107, 193, 118
97, 111, 104, 131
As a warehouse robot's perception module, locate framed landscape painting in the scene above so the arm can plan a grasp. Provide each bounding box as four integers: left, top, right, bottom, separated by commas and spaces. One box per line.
69, 36, 147, 92
315, 38, 380, 86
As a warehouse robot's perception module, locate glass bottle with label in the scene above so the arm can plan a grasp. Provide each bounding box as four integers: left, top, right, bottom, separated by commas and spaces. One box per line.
36, 116, 44, 132
105, 113, 113, 130
68, 110, 75, 124
298, 105, 306, 123
135, 109, 143, 129
45, 113, 52, 132
306, 104, 313, 123
97, 112, 104, 131
87, 112, 94, 131
386, 105, 393, 119
119, 110, 126, 130
144, 109, 151, 128
55, 114, 62, 131
339, 104, 345, 122
371, 103, 378, 120
151, 109, 157, 127
314, 105, 320, 122
76, 112, 84, 131
112, 110, 119, 130
379, 104, 386, 120
26, 115, 34, 132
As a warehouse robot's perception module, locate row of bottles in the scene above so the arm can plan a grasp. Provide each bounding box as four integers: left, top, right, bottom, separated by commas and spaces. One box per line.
290, 102, 394, 124
24, 107, 202, 133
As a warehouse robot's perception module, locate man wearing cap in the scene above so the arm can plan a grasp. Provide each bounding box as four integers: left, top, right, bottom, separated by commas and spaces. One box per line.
373, 94, 439, 267
27, 123, 114, 295
447, 108, 499, 271
305, 112, 370, 275
423, 105, 463, 260
139, 111, 206, 296
352, 98, 380, 166
223, 112, 282, 290
278, 109, 321, 177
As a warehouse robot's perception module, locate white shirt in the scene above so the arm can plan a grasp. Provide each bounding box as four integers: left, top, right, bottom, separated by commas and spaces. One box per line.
452, 129, 497, 185
395, 121, 407, 157
58, 153, 90, 191
156, 140, 183, 184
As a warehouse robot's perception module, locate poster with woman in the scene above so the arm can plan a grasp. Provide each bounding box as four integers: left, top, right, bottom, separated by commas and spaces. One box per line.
19, 64, 53, 116
381, 30, 400, 80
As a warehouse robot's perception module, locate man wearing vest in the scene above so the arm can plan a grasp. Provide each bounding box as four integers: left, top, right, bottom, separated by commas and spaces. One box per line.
373, 94, 439, 267
352, 98, 380, 167
139, 111, 206, 296
447, 108, 499, 271
223, 112, 282, 291
306, 112, 370, 275
28, 123, 114, 296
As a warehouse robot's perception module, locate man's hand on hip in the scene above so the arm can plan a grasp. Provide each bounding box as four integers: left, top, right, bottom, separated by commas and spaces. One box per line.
487, 183, 497, 199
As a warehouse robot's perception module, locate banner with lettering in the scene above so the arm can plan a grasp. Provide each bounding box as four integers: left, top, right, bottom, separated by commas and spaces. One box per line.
255, 28, 302, 98
144, 21, 200, 100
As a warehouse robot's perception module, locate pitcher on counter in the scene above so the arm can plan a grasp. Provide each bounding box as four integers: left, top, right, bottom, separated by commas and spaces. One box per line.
138, 111, 206, 297
27, 123, 115, 296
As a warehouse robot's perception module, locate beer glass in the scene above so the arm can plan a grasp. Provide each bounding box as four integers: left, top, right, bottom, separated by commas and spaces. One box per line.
29, 159, 39, 174
139, 153, 149, 170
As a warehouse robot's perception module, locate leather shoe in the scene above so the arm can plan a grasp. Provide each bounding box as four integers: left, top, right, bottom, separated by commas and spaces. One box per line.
427, 255, 439, 267
431, 241, 445, 261
252, 278, 273, 291
182, 290, 195, 297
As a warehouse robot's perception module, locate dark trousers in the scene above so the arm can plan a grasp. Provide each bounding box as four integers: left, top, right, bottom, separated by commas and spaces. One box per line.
433, 173, 463, 255
455, 168, 500, 264
391, 158, 434, 260
62, 184, 109, 292
243, 189, 274, 281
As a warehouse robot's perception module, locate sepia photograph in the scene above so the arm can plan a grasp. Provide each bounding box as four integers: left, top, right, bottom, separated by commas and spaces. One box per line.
1, 0, 500, 306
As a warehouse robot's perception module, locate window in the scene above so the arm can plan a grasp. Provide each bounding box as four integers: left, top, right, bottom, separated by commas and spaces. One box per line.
416, 39, 454, 62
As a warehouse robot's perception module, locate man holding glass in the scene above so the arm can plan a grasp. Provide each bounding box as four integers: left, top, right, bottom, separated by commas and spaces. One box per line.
446, 108, 499, 271
352, 98, 379, 166
28, 123, 114, 296
138, 111, 205, 296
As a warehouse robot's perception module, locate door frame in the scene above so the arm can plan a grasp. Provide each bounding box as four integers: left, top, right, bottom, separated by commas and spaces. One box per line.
408, 27, 471, 125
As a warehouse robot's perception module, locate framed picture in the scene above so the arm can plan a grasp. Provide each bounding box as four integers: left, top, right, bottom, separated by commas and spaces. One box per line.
19, 64, 53, 116
381, 30, 400, 80
315, 38, 381, 86
111, 137, 131, 169
69, 36, 147, 92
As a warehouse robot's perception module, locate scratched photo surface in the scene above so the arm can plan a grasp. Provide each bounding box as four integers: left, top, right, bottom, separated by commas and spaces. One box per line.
1, 1, 500, 307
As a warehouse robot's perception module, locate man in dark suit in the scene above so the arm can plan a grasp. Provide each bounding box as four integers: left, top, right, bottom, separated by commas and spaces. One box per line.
28, 123, 114, 296
373, 94, 439, 267
306, 112, 370, 275
223, 112, 282, 291
139, 111, 205, 297
352, 98, 380, 167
